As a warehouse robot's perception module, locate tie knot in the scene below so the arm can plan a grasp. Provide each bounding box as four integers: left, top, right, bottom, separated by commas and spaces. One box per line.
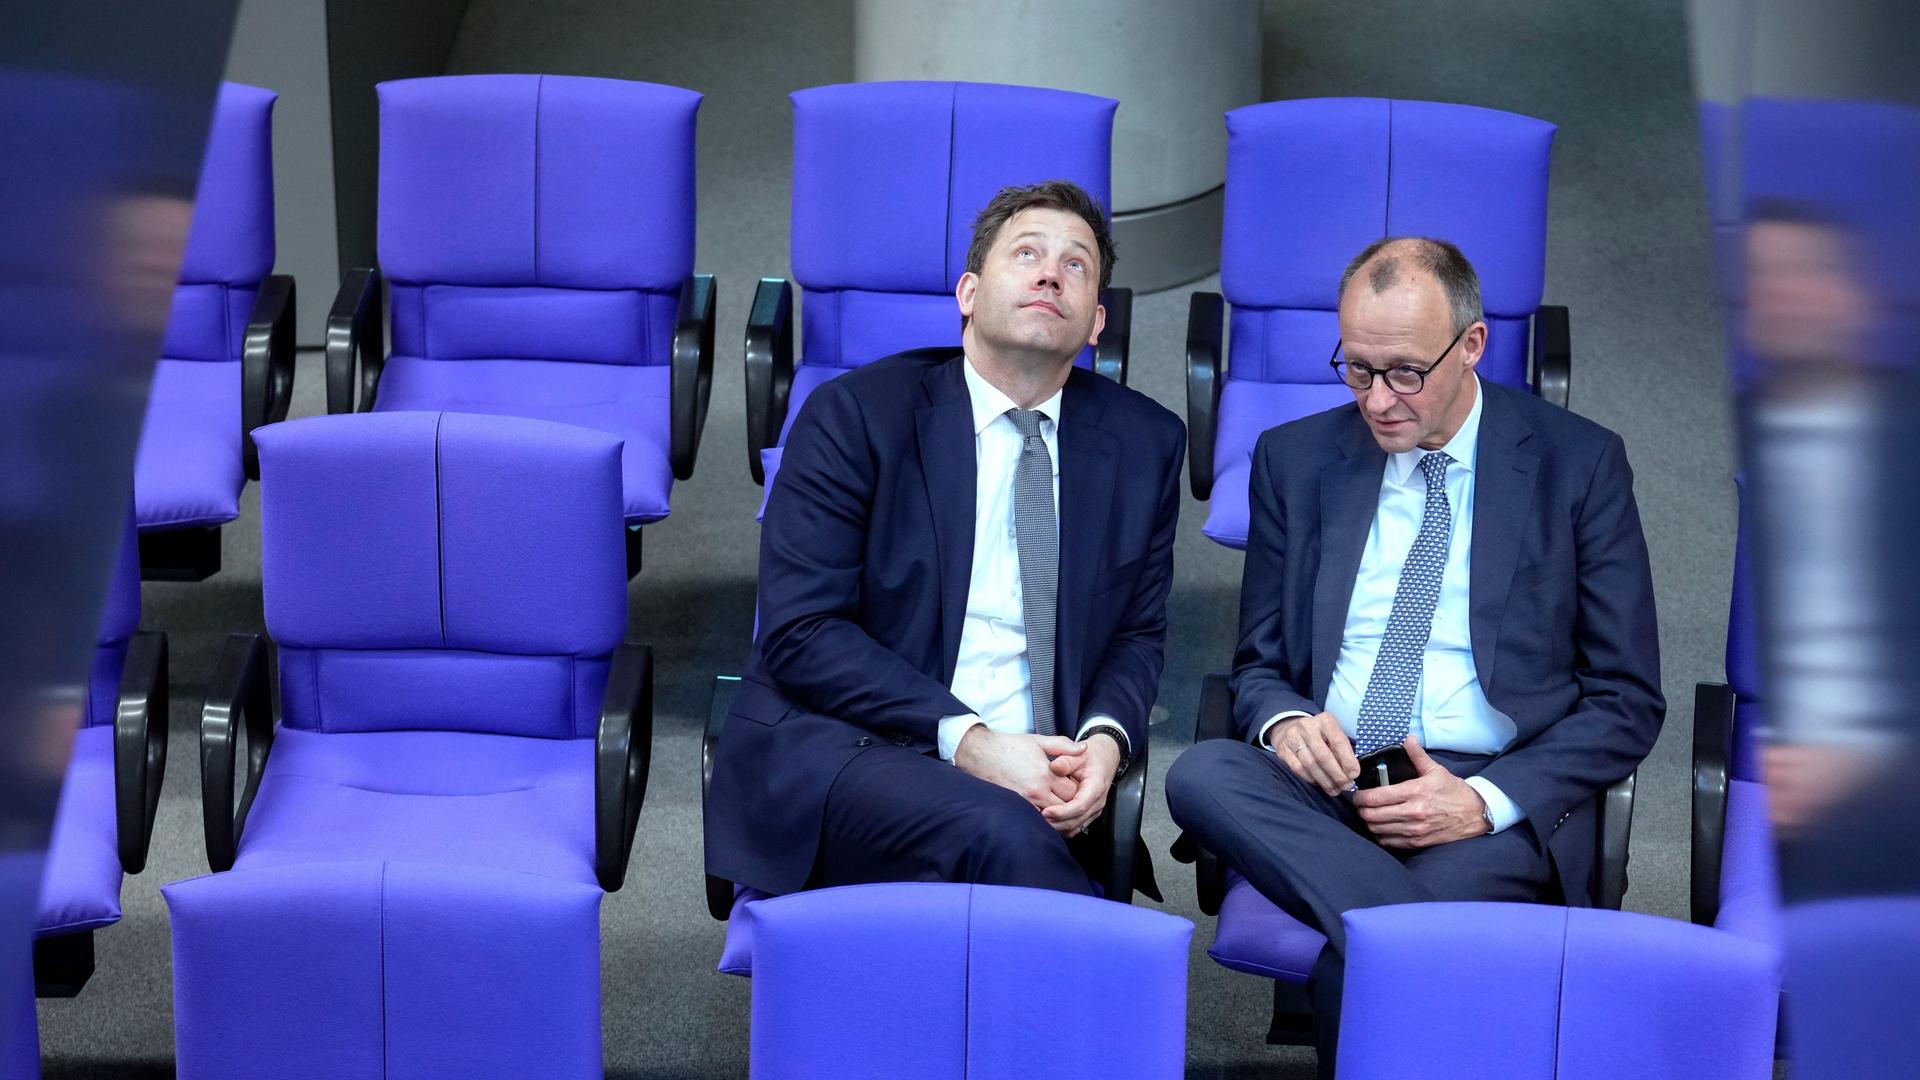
1418, 450, 1453, 486
1006, 408, 1049, 438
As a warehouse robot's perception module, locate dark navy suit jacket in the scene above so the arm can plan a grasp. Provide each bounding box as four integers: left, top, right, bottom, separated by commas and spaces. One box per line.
706, 349, 1186, 896
1229, 379, 1664, 901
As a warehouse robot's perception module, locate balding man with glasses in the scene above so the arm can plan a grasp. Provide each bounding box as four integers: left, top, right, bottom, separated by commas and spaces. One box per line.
1167, 237, 1663, 1077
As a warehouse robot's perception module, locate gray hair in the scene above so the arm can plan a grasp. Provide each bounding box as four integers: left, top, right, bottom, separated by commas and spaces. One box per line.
1338, 236, 1484, 336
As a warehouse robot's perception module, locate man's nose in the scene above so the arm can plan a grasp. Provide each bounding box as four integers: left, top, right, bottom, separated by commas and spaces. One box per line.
1364, 379, 1399, 413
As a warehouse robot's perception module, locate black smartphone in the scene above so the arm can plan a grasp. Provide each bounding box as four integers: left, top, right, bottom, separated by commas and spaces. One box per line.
1356, 745, 1417, 790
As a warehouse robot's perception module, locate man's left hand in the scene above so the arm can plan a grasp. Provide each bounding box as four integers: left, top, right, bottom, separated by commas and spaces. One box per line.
1042, 734, 1122, 838
1352, 737, 1491, 850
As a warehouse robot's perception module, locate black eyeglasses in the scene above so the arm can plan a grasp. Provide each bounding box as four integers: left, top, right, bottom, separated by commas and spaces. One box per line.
1329, 322, 1472, 395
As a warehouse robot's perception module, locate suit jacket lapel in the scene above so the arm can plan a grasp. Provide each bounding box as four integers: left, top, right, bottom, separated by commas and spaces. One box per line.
1313, 415, 1386, 704
1468, 383, 1540, 692
916, 356, 977, 683
1056, 371, 1116, 726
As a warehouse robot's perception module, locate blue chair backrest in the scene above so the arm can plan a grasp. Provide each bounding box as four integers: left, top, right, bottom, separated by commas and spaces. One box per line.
85, 508, 140, 730
1220, 98, 1555, 391
161, 81, 276, 364
254, 411, 628, 739
789, 81, 1116, 372
378, 75, 701, 369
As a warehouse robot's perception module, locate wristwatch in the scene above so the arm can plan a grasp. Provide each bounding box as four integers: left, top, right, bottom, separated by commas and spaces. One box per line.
1481, 804, 1496, 833
1083, 724, 1131, 777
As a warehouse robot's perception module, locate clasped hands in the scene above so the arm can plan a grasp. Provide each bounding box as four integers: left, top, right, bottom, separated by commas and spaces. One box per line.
954, 726, 1120, 838
1267, 713, 1490, 849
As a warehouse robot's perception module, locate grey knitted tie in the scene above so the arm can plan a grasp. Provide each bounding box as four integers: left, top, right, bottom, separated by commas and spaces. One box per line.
1007, 408, 1058, 736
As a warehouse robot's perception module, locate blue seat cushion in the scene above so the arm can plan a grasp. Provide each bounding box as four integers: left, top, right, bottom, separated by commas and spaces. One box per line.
1203, 378, 1355, 549
36, 726, 123, 936
134, 358, 244, 531
1207, 870, 1326, 982
232, 728, 596, 887
372, 356, 674, 525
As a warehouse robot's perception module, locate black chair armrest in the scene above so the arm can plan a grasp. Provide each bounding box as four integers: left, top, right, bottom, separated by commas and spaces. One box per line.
1691, 680, 1734, 926
1532, 304, 1571, 410
1094, 286, 1132, 384
669, 274, 717, 481
1594, 769, 1638, 911
113, 630, 169, 874
200, 633, 274, 872
1096, 737, 1150, 904
326, 266, 383, 414
1168, 672, 1235, 916
595, 643, 655, 892
744, 277, 795, 485
1185, 291, 1225, 500
241, 274, 296, 481
704, 676, 740, 919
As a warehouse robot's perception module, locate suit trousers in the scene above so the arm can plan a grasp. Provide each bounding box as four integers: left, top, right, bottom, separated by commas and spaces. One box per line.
1166, 738, 1553, 1078
806, 742, 1096, 896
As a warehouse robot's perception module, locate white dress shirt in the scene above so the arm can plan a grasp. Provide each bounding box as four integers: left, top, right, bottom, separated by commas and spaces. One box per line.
1256, 376, 1524, 831
936, 356, 1127, 762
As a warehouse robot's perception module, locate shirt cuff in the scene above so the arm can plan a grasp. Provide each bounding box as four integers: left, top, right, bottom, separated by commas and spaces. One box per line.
1254, 711, 1313, 752
937, 714, 984, 762
1463, 776, 1524, 834
1074, 714, 1130, 756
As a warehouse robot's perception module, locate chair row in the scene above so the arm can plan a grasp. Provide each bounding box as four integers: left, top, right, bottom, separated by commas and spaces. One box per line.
134, 74, 1134, 582
138, 75, 1577, 582
34, 409, 1779, 1079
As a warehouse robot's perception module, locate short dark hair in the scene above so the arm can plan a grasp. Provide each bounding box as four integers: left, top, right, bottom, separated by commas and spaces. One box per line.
1338, 236, 1484, 335
965, 179, 1117, 294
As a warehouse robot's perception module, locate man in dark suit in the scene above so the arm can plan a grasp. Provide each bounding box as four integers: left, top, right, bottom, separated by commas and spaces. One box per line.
707, 180, 1184, 899
1166, 237, 1663, 1074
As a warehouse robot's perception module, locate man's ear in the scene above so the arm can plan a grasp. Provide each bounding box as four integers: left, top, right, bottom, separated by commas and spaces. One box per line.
1086, 303, 1106, 348
1460, 320, 1487, 371
955, 271, 977, 319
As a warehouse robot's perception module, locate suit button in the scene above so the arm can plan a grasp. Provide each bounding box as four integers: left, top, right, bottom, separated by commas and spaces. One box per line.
856, 737, 872, 748
892, 734, 911, 747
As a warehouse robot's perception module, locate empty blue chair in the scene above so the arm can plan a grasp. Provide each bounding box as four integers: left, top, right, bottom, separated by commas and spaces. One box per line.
34, 508, 168, 997
164, 411, 651, 1078
134, 81, 294, 580
748, 883, 1191, 1079
1186, 98, 1570, 549
324, 74, 715, 575
744, 80, 1131, 488
1337, 903, 1778, 1079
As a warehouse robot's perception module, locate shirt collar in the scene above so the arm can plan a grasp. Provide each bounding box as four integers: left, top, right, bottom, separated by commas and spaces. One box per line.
1386, 373, 1483, 486
962, 353, 1065, 438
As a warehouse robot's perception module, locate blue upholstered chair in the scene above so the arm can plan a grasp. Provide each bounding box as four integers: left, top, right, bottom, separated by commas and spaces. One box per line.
163, 412, 651, 1078
323, 74, 716, 576
134, 81, 294, 581
1185, 97, 1571, 549
1336, 902, 1779, 1079
743, 80, 1131, 490
703, 82, 1153, 956
1173, 97, 1621, 1047
747, 883, 1191, 1079
32, 509, 168, 997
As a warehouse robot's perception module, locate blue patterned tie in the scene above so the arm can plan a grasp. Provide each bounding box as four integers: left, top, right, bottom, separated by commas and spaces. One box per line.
1354, 451, 1454, 757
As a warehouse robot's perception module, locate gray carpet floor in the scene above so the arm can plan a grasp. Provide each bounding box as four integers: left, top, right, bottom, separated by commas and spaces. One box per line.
36, 1, 1734, 1076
